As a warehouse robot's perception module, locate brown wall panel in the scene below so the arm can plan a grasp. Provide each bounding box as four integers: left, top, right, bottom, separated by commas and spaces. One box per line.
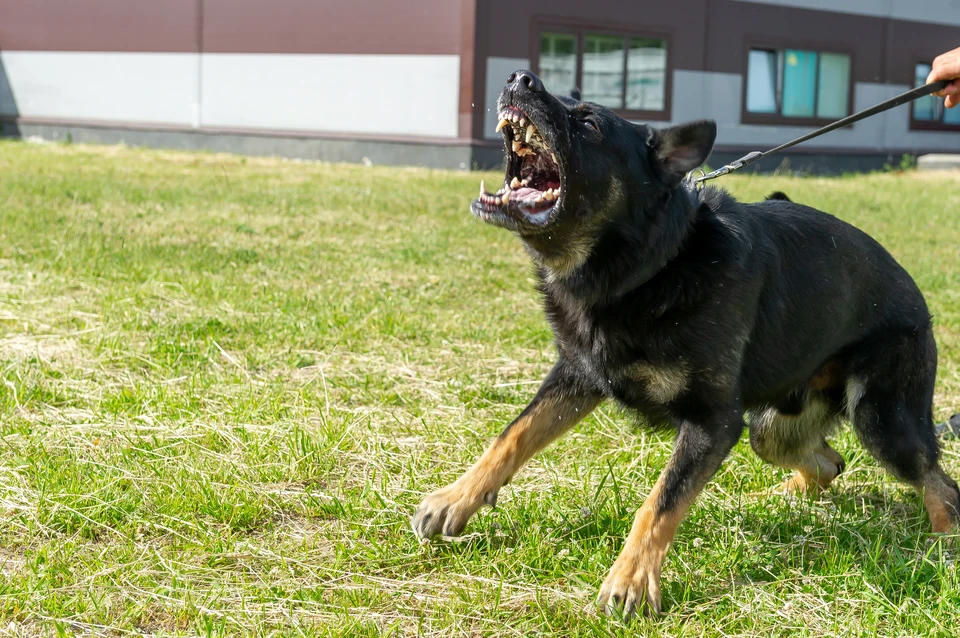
202, 0, 461, 55
705, 0, 886, 82
885, 20, 960, 86
0, 0, 200, 52
481, 0, 709, 71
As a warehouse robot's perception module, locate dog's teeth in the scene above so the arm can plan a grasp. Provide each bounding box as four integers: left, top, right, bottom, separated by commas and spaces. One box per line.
512, 140, 522, 153
481, 179, 488, 196
535, 195, 544, 204
551, 152, 557, 163
521, 178, 530, 186
494, 196, 502, 205
543, 191, 555, 201
496, 118, 509, 133
519, 117, 525, 126
525, 124, 535, 143
510, 176, 521, 189
513, 114, 520, 123
501, 189, 511, 203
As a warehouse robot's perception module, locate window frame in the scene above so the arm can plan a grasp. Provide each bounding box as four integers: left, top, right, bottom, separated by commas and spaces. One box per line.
909, 60, 960, 132
530, 17, 673, 121
740, 38, 856, 127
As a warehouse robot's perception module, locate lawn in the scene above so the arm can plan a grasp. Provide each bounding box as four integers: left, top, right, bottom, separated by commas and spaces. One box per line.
0, 140, 959, 637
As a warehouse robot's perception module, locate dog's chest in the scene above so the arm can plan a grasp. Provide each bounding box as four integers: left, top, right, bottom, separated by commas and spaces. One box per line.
546, 293, 683, 405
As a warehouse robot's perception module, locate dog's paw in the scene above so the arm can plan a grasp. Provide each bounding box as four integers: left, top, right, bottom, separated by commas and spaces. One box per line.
411, 481, 495, 540
597, 553, 663, 620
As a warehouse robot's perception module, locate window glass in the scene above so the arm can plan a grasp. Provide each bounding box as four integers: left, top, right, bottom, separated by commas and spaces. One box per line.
582, 35, 625, 107
626, 38, 666, 110
944, 104, 960, 124
782, 49, 817, 117
746, 49, 778, 114
913, 63, 938, 121
539, 33, 578, 96
816, 53, 850, 118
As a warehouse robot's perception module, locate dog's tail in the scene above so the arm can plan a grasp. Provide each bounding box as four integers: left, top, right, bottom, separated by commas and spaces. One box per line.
765, 191, 792, 202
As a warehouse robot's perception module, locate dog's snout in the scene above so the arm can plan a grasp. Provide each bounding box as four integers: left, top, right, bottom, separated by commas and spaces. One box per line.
506, 70, 544, 93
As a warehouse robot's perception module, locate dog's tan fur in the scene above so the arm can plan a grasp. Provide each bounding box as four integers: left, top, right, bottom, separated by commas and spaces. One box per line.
412, 384, 599, 538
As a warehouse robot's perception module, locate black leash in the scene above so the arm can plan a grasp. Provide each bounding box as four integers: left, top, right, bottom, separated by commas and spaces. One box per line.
695, 80, 950, 184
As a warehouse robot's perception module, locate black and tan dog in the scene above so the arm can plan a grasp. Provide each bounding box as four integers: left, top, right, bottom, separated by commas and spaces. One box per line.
411, 70, 960, 617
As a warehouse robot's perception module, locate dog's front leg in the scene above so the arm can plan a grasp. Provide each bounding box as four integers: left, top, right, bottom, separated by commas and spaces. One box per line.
412, 359, 601, 539
598, 409, 744, 618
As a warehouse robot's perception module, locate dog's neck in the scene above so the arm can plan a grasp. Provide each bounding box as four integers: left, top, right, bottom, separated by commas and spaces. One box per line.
535, 183, 701, 307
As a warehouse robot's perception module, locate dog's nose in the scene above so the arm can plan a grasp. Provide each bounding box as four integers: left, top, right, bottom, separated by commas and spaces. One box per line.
506, 70, 544, 93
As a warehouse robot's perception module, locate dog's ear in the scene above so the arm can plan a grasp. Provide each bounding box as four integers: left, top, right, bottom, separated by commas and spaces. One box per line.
650, 120, 717, 185
569, 87, 582, 100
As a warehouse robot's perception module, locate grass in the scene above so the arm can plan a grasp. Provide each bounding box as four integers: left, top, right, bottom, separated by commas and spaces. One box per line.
0, 140, 958, 637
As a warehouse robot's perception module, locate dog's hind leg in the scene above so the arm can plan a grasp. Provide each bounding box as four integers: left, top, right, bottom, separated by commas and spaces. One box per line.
411, 358, 601, 539
597, 403, 744, 618
847, 329, 960, 532
750, 398, 845, 494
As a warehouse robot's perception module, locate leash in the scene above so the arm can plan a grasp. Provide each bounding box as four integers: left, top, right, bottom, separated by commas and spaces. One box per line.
695, 80, 950, 184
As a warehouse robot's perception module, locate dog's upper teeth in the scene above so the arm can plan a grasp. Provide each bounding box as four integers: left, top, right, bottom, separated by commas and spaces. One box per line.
519, 118, 526, 127
525, 124, 535, 143
496, 118, 509, 133
512, 140, 522, 153
501, 189, 511, 203
512, 114, 520, 123
510, 176, 521, 189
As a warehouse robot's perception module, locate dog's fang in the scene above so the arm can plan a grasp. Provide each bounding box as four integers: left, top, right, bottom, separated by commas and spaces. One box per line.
526, 125, 535, 143
496, 118, 509, 133
502, 189, 511, 203
510, 176, 521, 189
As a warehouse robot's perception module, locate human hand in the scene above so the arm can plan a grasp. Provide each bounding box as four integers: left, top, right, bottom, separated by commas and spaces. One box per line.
927, 47, 960, 108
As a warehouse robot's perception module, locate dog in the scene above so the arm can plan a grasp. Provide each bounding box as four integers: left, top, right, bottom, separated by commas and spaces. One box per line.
411, 70, 960, 618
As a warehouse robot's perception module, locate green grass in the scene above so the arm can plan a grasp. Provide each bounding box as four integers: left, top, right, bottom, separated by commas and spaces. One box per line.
0, 140, 959, 636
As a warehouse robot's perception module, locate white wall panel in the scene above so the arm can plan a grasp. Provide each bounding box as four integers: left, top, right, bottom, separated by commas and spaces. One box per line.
200, 53, 460, 138
0, 51, 199, 126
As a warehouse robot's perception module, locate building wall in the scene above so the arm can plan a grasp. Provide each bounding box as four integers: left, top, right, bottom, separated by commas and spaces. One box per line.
478, 0, 960, 158
1, 0, 958, 168
0, 0, 463, 139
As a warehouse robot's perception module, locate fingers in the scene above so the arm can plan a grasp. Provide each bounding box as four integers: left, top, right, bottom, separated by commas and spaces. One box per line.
928, 48, 960, 97
948, 93, 960, 109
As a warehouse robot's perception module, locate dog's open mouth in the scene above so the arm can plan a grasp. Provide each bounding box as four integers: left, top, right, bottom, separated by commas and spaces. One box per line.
474, 106, 562, 227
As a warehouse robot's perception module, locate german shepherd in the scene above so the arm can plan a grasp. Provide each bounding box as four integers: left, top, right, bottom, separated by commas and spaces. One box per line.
411, 70, 960, 618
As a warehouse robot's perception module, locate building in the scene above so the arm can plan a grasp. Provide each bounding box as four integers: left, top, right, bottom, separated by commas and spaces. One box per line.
1, 0, 958, 172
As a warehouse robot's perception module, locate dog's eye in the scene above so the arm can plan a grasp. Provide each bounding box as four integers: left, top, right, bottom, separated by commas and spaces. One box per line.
582, 118, 599, 133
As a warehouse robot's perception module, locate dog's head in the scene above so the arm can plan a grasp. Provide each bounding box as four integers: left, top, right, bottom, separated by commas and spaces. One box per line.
473, 70, 716, 273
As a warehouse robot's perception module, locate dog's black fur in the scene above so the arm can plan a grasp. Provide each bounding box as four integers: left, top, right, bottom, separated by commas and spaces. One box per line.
413, 70, 960, 618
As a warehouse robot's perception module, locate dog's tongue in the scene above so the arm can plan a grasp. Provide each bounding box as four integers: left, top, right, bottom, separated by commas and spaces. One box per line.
513, 186, 541, 201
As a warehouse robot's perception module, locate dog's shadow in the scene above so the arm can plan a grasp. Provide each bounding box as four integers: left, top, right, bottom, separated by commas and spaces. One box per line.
660, 487, 957, 612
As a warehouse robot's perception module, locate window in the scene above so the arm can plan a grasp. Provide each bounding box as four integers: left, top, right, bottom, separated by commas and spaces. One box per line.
912, 62, 960, 128
537, 28, 668, 117
745, 48, 851, 121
